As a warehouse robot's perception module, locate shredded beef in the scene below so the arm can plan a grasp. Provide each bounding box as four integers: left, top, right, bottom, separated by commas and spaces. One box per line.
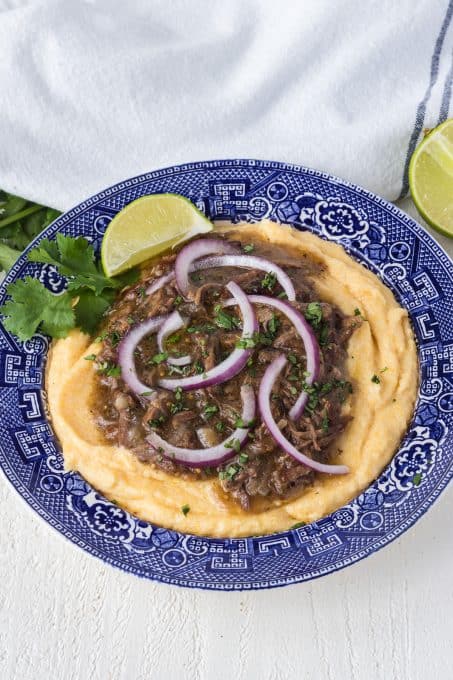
91, 233, 360, 510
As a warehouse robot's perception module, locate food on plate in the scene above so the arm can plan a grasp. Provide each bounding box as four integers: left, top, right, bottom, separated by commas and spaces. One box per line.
101, 193, 213, 276
42, 218, 418, 537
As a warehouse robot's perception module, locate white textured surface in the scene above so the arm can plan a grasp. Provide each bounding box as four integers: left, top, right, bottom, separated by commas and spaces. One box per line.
0, 199, 452, 680
1, 0, 453, 208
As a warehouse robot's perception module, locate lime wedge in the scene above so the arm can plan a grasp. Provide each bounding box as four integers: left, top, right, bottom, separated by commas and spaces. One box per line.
409, 118, 453, 237
101, 193, 213, 276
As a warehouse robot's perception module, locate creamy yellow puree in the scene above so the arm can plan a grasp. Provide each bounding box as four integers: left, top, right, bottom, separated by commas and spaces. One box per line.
46, 221, 418, 537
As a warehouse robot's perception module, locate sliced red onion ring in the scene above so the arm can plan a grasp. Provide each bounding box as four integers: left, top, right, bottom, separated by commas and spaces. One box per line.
158, 281, 257, 391
175, 238, 238, 297
146, 270, 175, 295
223, 294, 319, 420
117, 315, 168, 398
192, 254, 296, 301
259, 355, 349, 475
147, 384, 255, 467
157, 310, 191, 366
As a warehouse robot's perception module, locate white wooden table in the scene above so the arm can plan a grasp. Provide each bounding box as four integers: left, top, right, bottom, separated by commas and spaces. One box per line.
0, 199, 452, 680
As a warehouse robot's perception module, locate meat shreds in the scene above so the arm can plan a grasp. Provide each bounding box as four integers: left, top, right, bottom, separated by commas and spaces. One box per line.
91, 235, 360, 510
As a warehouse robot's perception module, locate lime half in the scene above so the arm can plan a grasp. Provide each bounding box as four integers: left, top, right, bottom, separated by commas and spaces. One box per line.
409, 118, 453, 237
101, 193, 213, 276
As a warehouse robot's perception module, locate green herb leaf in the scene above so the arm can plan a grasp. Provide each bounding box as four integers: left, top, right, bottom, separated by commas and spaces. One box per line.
0, 243, 21, 271
236, 336, 256, 349
151, 352, 168, 364
181, 504, 190, 516
73, 289, 115, 335
203, 404, 219, 418
96, 361, 121, 377
226, 438, 241, 453
213, 305, 239, 330
261, 271, 277, 291
412, 472, 422, 486
243, 243, 255, 253
371, 374, 381, 384
1, 277, 75, 341
304, 302, 323, 327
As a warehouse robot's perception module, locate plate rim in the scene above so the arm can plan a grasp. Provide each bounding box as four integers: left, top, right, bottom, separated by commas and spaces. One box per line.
0, 157, 452, 590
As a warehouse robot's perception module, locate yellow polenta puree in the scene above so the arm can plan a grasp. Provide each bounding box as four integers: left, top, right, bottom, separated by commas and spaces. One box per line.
46, 221, 418, 537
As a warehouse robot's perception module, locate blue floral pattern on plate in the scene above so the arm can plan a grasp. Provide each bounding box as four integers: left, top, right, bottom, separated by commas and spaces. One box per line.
0, 159, 452, 590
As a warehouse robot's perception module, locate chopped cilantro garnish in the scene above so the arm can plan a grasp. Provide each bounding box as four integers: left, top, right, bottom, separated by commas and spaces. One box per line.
354, 308, 361, 316
288, 354, 298, 365
304, 302, 323, 327
215, 421, 226, 433
194, 361, 204, 374
151, 352, 168, 364
226, 438, 241, 453
412, 472, 422, 486
169, 387, 185, 414
261, 271, 277, 292
239, 452, 249, 465
181, 504, 190, 516
290, 521, 307, 530
225, 464, 239, 478
243, 243, 255, 253
187, 323, 216, 334
84, 354, 97, 361
148, 415, 165, 428
380, 366, 388, 373
289, 386, 297, 395
167, 332, 181, 344
234, 417, 255, 428
268, 314, 280, 335
97, 361, 121, 377
321, 412, 329, 433
236, 336, 256, 349
371, 374, 381, 384
319, 322, 330, 346
110, 330, 121, 346
203, 404, 219, 418
277, 292, 288, 299
174, 295, 183, 306
213, 305, 239, 330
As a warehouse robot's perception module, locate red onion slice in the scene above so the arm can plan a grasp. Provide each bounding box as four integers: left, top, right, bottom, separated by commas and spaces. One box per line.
158, 280, 257, 391
146, 270, 176, 295
223, 294, 320, 420
117, 315, 168, 398
175, 238, 238, 297
147, 384, 255, 467
157, 310, 191, 366
259, 354, 349, 474
193, 254, 296, 301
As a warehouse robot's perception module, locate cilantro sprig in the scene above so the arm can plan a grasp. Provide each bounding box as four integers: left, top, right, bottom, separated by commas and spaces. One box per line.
1, 232, 137, 340
0, 190, 61, 272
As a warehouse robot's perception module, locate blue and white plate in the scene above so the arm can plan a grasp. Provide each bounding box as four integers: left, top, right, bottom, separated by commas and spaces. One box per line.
0, 159, 452, 590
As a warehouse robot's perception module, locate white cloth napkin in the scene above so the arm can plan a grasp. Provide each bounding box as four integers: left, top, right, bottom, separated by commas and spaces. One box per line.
1, 0, 453, 211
